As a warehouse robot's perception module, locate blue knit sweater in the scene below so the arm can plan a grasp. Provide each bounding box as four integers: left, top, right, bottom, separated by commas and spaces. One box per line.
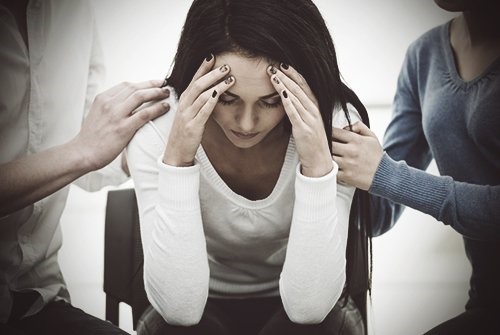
369, 21, 500, 309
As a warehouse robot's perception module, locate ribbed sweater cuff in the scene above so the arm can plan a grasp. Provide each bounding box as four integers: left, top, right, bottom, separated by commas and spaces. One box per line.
157, 156, 200, 212
370, 153, 450, 219
293, 161, 338, 222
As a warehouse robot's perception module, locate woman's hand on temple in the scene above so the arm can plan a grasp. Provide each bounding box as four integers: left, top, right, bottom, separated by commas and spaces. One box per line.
164, 56, 235, 167
331, 122, 383, 190
268, 64, 333, 178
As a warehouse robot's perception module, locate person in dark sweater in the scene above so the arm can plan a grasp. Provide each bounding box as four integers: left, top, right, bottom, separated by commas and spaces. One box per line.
331, 0, 500, 334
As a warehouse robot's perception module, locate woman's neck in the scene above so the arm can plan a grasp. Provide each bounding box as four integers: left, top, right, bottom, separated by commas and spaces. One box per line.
456, 9, 500, 46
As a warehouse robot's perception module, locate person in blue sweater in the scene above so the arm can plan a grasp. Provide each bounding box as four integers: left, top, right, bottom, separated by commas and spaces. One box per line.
331, 0, 499, 334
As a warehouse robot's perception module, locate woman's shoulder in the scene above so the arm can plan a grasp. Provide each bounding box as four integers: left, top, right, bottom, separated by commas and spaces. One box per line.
127, 87, 178, 160
332, 103, 362, 129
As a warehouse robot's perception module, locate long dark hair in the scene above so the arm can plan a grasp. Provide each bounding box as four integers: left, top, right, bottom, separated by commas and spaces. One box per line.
167, 0, 372, 320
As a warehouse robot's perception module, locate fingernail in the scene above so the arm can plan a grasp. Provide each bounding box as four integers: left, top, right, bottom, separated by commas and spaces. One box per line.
280, 62, 289, 70
205, 53, 214, 62
272, 76, 280, 85
212, 90, 217, 98
162, 87, 170, 95
269, 66, 277, 75
220, 65, 229, 72
224, 76, 233, 85
162, 102, 170, 109
282, 90, 288, 98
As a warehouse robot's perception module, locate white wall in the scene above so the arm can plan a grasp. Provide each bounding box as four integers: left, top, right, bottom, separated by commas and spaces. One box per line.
58, 1, 469, 334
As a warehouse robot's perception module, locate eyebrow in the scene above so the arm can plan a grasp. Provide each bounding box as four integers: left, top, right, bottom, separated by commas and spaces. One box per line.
223, 90, 279, 100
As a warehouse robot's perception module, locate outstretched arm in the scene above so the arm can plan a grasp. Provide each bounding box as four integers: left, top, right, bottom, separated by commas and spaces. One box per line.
333, 120, 500, 240
0, 80, 170, 217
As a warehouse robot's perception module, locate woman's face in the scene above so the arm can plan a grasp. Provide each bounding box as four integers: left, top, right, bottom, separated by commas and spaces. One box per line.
211, 52, 286, 149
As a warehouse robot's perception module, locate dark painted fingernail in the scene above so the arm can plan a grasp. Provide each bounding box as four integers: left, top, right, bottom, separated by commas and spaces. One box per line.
269, 66, 277, 75
220, 65, 229, 72
224, 76, 233, 85
282, 90, 288, 98
205, 53, 213, 62
272, 76, 280, 85
280, 62, 289, 70
212, 90, 217, 98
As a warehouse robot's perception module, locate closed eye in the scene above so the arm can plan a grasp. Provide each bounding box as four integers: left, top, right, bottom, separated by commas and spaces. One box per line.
260, 95, 281, 109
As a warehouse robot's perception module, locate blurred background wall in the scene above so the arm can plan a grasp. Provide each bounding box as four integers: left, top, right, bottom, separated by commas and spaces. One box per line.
58, 1, 467, 334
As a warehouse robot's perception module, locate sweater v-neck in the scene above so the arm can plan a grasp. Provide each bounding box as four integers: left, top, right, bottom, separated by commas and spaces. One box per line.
442, 20, 500, 90
195, 136, 298, 209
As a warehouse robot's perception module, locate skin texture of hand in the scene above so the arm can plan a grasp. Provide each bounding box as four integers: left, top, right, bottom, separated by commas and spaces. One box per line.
268, 63, 333, 178
164, 56, 235, 167
74, 80, 171, 171
0, 79, 169, 217
331, 121, 384, 190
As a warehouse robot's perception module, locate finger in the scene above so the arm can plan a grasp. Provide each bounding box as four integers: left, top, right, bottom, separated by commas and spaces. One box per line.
194, 76, 235, 124
128, 100, 171, 131
279, 62, 317, 105
187, 76, 231, 119
183, 64, 230, 107
117, 86, 170, 115
289, 89, 316, 125
350, 121, 375, 136
337, 169, 348, 184
269, 66, 318, 117
269, 74, 303, 128
279, 88, 303, 129
331, 141, 351, 156
332, 127, 358, 143
111, 79, 166, 100
191, 53, 216, 83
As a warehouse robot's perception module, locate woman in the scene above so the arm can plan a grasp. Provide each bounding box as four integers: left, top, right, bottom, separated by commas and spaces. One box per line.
127, 0, 371, 334
332, 0, 500, 333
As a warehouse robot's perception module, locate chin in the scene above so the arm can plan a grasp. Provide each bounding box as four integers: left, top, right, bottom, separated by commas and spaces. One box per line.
433, 0, 474, 11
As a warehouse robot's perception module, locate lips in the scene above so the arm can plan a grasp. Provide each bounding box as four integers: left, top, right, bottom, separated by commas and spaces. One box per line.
231, 130, 259, 139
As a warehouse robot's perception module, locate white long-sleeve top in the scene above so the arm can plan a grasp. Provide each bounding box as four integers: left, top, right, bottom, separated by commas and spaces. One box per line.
127, 94, 360, 325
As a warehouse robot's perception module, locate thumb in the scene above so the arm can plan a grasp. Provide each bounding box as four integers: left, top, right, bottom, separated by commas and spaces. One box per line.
350, 121, 373, 136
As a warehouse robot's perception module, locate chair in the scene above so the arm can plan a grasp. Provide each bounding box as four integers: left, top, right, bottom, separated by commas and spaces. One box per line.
104, 188, 149, 330
103, 188, 369, 333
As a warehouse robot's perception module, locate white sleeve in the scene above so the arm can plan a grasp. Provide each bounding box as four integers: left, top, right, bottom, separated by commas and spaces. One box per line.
126, 115, 209, 326
279, 105, 359, 324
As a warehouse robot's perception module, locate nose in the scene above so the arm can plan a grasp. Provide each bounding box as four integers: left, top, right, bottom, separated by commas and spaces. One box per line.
236, 105, 257, 132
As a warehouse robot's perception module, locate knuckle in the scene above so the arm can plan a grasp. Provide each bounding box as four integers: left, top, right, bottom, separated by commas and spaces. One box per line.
132, 90, 147, 102
102, 102, 112, 112
121, 81, 133, 89
192, 81, 202, 92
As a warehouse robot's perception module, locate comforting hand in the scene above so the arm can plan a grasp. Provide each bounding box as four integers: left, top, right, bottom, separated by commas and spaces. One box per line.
163, 56, 235, 167
268, 63, 333, 178
74, 79, 170, 171
332, 121, 383, 190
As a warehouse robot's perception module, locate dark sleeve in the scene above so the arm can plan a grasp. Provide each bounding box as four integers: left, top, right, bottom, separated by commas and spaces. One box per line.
369, 45, 433, 237
369, 46, 500, 240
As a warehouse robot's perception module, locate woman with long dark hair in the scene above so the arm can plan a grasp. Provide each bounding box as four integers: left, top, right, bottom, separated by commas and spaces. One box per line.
127, 0, 372, 334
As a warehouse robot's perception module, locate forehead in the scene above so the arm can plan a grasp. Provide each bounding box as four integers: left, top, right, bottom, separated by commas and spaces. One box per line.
214, 52, 276, 98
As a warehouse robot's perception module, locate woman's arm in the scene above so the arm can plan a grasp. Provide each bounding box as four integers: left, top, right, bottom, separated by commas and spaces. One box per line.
127, 117, 210, 326
333, 46, 500, 240
279, 161, 352, 324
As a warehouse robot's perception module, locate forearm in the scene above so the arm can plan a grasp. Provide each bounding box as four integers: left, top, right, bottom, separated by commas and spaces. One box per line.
0, 139, 92, 217
141, 160, 209, 326
280, 161, 349, 324
370, 153, 500, 240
